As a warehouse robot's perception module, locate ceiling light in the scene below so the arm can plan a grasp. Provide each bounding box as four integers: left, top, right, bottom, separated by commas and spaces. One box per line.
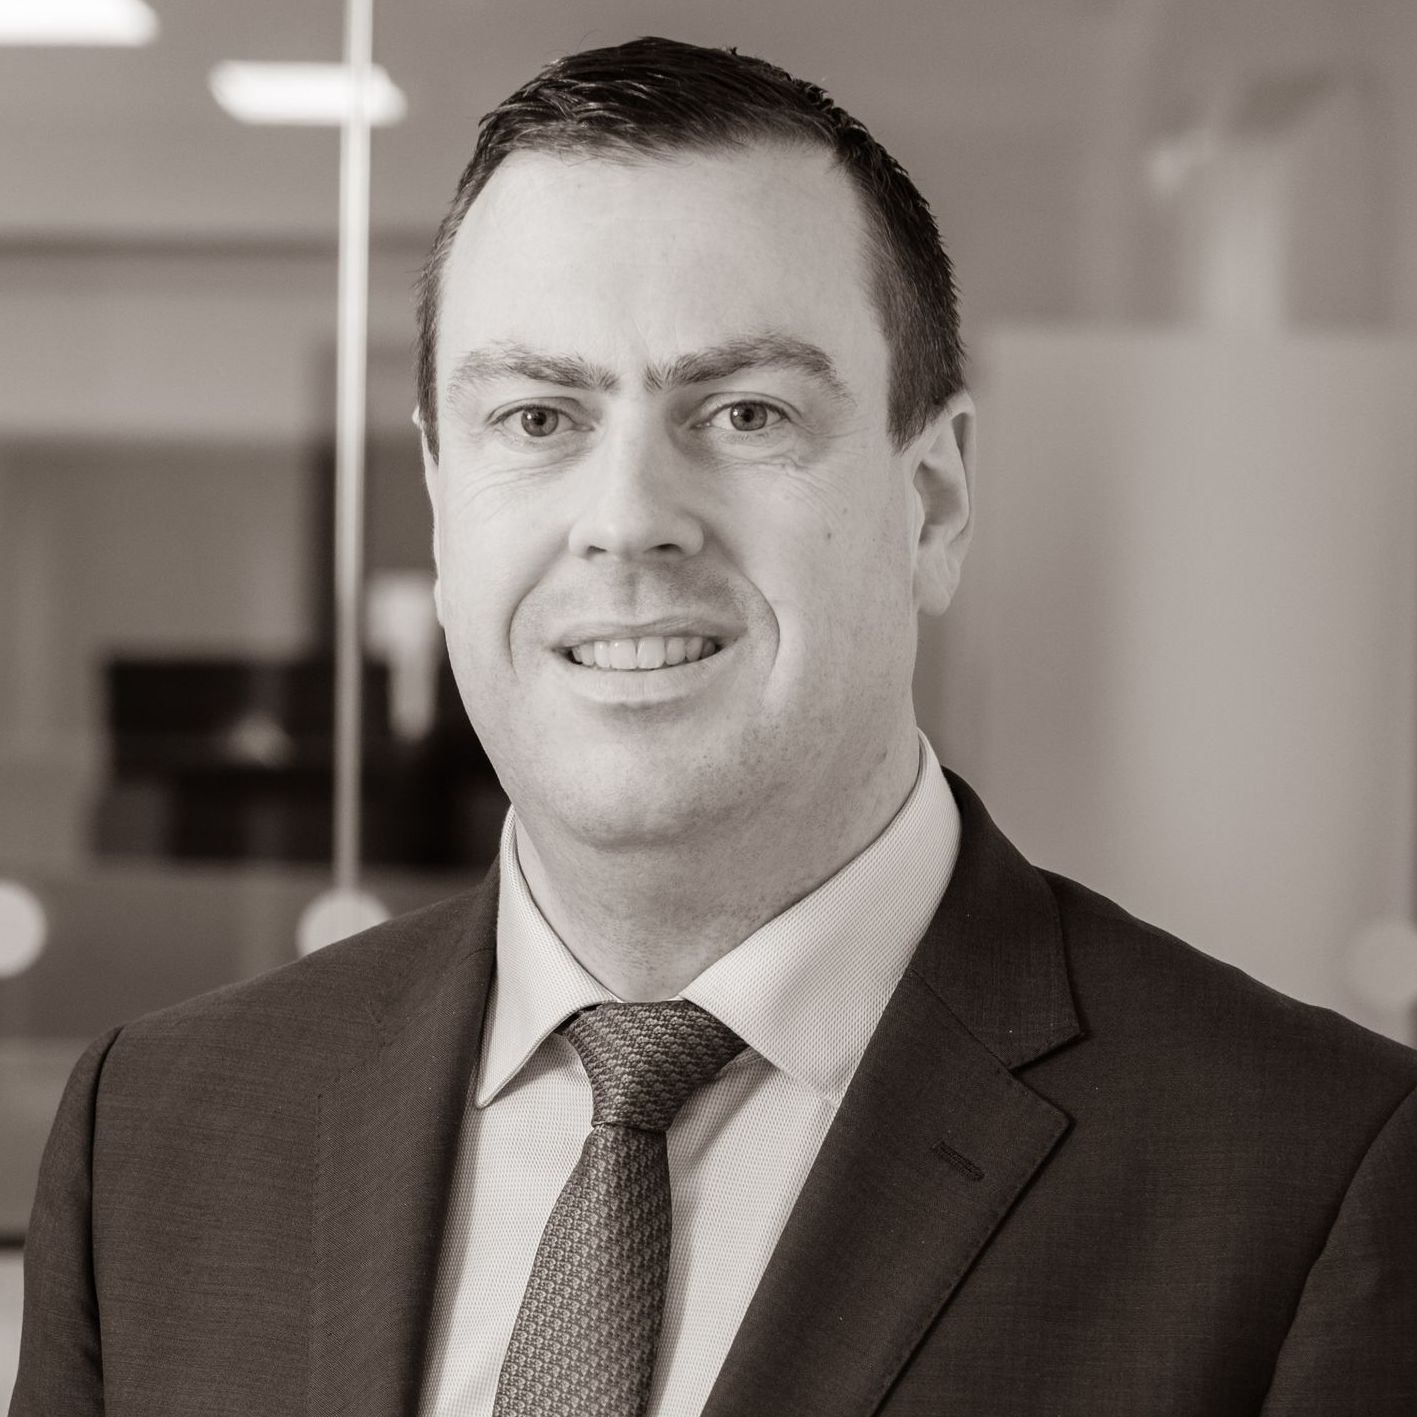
209, 61, 407, 127
0, 0, 158, 45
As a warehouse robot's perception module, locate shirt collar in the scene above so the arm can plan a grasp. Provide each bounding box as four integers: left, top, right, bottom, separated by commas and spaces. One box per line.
476, 825, 618, 1107
478, 729, 959, 1109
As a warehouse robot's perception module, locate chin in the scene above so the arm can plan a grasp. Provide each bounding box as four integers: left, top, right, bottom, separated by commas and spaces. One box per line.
560, 792, 708, 853
546, 752, 743, 851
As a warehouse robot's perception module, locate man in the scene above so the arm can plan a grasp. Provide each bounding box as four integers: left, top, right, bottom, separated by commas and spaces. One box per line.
12, 36, 1417, 1417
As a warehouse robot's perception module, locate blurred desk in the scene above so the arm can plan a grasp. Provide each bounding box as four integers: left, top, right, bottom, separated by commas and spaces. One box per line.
98, 657, 505, 869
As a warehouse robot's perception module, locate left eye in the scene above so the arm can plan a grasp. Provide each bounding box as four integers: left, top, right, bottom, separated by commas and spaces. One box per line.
709, 401, 784, 433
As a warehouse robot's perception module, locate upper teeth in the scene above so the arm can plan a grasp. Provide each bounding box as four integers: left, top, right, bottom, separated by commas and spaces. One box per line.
567, 635, 719, 669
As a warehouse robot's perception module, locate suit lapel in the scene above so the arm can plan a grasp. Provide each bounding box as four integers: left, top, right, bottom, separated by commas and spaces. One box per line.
308, 869, 499, 1417
702, 771, 1082, 1417
302, 772, 1080, 1416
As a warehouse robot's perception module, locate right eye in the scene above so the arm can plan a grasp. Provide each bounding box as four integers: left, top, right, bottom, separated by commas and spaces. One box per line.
508, 406, 562, 438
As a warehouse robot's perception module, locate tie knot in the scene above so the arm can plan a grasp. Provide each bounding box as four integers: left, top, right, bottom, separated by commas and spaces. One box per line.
563, 1001, 745, 1132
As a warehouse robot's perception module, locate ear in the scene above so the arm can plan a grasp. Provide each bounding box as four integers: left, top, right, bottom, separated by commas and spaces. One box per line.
909, 390, 975, 616
415, 406, 446, 627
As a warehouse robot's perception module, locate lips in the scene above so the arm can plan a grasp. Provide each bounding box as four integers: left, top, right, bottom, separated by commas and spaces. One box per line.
564, 634, 721, 670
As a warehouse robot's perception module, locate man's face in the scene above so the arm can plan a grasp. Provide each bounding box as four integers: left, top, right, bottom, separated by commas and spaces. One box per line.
425, 142, 965, 850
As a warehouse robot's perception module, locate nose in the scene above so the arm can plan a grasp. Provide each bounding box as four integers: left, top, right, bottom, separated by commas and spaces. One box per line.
566, 424, 706, 562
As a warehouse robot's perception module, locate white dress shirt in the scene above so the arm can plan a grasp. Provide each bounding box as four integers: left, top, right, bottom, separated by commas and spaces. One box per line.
418, 730, 960, 1417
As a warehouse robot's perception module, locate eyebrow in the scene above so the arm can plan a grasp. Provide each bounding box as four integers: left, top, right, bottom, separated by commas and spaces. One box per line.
448, 344, 619, 398
446, 333, 853, 406
645, 335, 852, 404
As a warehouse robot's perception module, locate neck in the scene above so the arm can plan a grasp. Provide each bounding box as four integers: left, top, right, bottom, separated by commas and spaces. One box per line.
513, 727, 923, 1001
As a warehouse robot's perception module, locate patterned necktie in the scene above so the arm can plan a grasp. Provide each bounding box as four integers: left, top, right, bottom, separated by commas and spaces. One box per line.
492, 1000, 746, 1417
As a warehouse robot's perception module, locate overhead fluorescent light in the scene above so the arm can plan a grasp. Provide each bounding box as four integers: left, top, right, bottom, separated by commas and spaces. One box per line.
209, 61, 407, 127
0, 0, 158, 45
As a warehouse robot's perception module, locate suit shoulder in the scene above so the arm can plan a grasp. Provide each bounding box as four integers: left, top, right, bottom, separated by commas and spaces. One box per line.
1041, 868, 1417, 1101
102, 882, 494, 1091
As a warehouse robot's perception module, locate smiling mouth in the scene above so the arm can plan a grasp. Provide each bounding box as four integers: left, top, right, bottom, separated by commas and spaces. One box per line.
561, 635, 723, 671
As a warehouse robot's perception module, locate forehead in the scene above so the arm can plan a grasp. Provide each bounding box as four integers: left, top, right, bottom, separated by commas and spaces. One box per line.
436, 143, 887, 389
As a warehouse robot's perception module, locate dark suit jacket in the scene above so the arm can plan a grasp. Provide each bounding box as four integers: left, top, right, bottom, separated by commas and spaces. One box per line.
12, 772, 1417, 1415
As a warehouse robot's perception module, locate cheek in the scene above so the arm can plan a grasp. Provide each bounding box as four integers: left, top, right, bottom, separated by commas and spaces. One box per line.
434, 491, 559, 661
763, 466, 905, 584
739, 507, 863, 658
746, 476, 914, 669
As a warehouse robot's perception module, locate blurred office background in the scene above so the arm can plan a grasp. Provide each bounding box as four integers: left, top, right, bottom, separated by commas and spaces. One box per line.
2, 0, 1416, 1395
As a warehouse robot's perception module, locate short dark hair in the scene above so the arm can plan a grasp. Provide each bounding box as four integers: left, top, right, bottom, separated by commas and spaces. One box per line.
415, 35, 965, 460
